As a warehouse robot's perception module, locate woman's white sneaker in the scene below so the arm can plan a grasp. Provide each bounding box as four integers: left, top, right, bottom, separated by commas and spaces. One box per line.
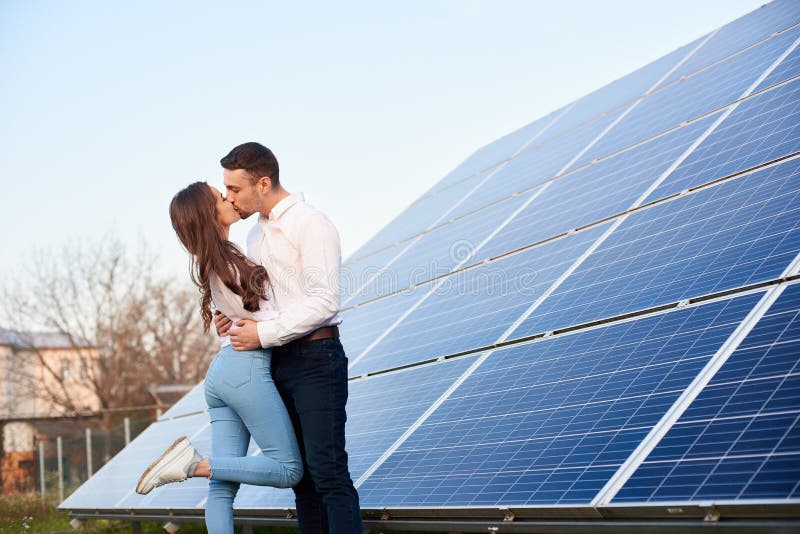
136, 436, 202, 495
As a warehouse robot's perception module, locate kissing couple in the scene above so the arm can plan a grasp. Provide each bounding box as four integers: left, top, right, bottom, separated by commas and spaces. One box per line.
136, 142, 363, 533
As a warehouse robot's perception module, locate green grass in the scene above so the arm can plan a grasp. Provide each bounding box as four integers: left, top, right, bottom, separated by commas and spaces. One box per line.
0, 493, 294, 533
0, 494, 443, 533
0, 493, 79, 534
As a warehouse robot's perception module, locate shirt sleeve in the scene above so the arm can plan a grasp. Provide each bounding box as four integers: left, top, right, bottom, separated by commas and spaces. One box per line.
256, 213, 342, 347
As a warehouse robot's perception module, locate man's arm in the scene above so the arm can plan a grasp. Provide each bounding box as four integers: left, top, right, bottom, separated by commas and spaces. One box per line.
230, 214, 341, 350
258, 214, 341, 347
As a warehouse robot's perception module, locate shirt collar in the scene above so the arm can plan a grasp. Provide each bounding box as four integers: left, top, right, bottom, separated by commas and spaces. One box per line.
259, 192, 304, 224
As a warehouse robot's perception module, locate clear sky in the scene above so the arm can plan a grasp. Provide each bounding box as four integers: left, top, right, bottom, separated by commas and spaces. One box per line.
0, 0, 768, 282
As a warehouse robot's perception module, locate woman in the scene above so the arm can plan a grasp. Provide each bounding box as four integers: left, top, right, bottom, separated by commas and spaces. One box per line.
135, 182, 302, 533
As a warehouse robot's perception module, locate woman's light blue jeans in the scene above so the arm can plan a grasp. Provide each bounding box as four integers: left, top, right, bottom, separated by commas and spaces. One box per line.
203, 345, 303, 533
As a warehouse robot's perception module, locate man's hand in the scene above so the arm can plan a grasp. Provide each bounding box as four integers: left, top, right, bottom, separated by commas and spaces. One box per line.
214, 310, 233, 337
229, 319, 261, 351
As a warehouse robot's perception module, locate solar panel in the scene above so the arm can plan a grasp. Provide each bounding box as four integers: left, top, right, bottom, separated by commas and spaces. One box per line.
663, 0, 800, 85
348, 224, 609, 376
62, 1, 800, 529
116, 420, 216, 510
576, 26, 800, 167
345, 168, 494, 263
473, 115, 716, 263
614, 282, 800, 503
462, 111, 623, 216
759, 36, 800, 90
646, 74, 800, 201
424, 108, 563, 196
516, 157, 800, 338
234, 356, 480, 509
357, 292, 762, 506
343, 243, 419, 302
339, 278, 436, 359
536, 39, 703, 141
158, 382, 206, 419
345, 191, 532, 306
59, 413, 210, 510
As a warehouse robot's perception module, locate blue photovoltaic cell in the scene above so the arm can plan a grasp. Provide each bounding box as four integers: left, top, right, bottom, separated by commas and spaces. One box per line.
357, 293, 761, 507
158, 383, 206, 420
348, 224, 609, 377
450, 111, 623, 219
757, 34, 800, 91
234, 483, 293, 509
340, 279, 436, 362
59, 413, 210, 510
664, 0, 800, 85
235, 355, 477, 508
646, 76, 800, 201
535, 39, 700, 142
576, 28, 800, 168
343, 356, 477, 478
342, 244, 412, 303
426, 109, 563, 196
516, 157, 800, 338
615, 283, 800, 502
346, 192, 531, 306
346, 169, 491, 262
473, 115, 715, 263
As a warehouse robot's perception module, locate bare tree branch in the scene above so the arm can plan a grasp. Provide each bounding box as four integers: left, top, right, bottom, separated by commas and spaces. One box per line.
0, 236, 216, 424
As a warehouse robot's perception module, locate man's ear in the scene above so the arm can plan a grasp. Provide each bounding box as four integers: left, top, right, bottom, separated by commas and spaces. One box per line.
258, 176, 272, 194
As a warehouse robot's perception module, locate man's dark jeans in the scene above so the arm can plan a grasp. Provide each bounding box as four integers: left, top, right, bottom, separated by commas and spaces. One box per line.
272, 337, 363, 533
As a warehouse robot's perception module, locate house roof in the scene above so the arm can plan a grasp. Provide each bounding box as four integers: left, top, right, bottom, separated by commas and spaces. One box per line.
0, 328, 92, 350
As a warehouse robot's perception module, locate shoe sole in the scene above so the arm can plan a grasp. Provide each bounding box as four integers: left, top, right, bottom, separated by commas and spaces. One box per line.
135, 436, 190, 495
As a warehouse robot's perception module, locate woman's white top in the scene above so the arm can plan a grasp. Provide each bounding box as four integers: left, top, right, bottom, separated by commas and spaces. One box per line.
210, 271, 278, 348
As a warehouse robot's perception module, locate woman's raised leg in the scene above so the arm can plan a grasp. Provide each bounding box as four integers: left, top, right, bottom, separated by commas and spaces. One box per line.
209, 350, 303, 488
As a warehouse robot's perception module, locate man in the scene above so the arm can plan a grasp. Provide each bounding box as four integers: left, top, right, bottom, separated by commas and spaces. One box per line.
215, 142, 362, 533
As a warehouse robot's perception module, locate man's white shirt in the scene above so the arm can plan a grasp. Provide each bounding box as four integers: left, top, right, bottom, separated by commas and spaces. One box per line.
246, 192, 342, 348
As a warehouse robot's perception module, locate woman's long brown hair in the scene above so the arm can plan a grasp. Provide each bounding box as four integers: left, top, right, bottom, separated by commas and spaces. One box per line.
169, 182, 268, 332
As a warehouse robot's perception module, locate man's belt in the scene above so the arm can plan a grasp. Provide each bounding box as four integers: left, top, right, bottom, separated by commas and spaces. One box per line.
294, 326, 340, 344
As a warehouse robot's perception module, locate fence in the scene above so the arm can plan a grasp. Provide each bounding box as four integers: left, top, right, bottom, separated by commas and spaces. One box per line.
2, 411, 158, 500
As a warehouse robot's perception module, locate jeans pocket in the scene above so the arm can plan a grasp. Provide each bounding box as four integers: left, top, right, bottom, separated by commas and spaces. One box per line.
221, 356, 253, 388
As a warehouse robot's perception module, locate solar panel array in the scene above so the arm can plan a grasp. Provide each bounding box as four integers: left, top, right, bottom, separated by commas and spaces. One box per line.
62, 0, 800, 525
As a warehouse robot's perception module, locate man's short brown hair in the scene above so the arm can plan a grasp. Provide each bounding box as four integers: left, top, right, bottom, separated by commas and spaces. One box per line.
220, 142, 280, 186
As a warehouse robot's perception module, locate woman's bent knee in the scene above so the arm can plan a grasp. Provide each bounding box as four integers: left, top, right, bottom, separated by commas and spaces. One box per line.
272, 463, 303, 489
287, 464, 304, 488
